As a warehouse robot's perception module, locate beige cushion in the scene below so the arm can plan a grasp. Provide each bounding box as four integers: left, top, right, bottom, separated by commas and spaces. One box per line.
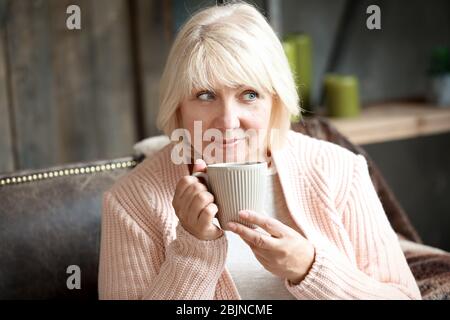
133, 135, 171, 158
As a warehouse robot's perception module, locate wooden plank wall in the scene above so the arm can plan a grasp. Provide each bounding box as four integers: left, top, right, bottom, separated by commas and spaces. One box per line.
0, 0, 155, 173
6, 0, 64, 170
133, 0, 171, 138
0, 0, 14, 172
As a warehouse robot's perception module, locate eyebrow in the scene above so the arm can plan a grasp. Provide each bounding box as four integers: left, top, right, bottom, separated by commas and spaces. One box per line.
193, 85, 259, 95
194, 89, 215, 95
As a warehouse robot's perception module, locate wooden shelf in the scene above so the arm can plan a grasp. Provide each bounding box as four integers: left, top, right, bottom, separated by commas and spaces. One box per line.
325, 103, 450, 145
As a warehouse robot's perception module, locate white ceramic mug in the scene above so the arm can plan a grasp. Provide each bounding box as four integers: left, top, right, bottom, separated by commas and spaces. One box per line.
192, 161, 268, 230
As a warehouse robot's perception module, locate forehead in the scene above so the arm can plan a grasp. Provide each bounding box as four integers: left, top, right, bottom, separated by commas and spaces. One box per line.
182, 50, 273, 97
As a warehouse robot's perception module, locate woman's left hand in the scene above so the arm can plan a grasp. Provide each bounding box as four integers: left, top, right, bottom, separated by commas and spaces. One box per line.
227, 210, 316, 285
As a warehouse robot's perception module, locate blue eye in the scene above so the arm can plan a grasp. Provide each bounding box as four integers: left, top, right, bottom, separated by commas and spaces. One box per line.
242, 91, 258, 101
197, 91, 215, 101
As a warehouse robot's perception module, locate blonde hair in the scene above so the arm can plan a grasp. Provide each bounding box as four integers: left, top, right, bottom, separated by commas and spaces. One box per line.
156, 1, 300, 151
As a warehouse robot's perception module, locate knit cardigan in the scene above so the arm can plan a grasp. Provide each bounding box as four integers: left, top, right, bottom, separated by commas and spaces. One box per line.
98, 130, 422, 300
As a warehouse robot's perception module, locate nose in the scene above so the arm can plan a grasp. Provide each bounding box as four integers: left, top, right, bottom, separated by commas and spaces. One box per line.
212, 99, 241, 131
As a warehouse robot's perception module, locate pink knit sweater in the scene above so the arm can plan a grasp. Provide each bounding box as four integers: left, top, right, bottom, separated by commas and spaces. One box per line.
98, 130, 422, 300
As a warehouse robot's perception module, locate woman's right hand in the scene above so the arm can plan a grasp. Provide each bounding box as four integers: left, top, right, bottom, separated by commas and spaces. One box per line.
172, 159, 223, 241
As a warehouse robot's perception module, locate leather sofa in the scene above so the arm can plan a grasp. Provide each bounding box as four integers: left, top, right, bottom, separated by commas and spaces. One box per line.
1, 117, 449, 300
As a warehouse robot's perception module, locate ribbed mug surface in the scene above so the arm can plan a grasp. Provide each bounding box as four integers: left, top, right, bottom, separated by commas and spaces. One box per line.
206, 162, 267, 230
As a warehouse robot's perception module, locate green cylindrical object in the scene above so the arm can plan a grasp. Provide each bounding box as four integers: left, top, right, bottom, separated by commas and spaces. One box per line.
324, 74, 360, 118
282, 40, 298, 79
284, 33, 313, 112
282, 40, 301, 122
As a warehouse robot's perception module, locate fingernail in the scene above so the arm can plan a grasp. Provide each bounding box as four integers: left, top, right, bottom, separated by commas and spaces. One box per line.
227, 222, 236, 231
194, 158, 203, 165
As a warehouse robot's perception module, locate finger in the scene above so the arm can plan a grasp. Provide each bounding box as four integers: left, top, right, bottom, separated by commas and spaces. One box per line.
238, 210, 287, 238
242, 238, 266, 257
192, 159, 209, 186
176, 182, 207, 222
242, 238, 258, 251
198, 202, 219, 228
242, 238, 271, 257
188, 191, 214, 221
253, 249, 271, 265
182, 181, 207, 204
192, 158, 207, 174
185, 188, 209, 226
227, 222, 278, 250
175, 176, 200, 201
173, 177, 195, 217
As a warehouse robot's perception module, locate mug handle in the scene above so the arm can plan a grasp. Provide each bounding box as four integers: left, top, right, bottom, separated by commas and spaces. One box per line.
191, 171, 210, 190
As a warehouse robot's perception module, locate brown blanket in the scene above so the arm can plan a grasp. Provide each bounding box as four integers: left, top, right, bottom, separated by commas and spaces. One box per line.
399, 237, 450, 300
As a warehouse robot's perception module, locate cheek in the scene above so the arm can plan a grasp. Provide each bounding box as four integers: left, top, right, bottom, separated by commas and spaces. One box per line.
180, 104, 213, 133
179, 104, 195, 128
242, 104, 271, 130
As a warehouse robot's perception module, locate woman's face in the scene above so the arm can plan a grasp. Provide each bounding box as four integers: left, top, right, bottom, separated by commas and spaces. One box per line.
179, 84, 272, 164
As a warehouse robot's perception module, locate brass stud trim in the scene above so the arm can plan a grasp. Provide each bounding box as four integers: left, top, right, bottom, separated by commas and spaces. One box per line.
0, 159, 138, 187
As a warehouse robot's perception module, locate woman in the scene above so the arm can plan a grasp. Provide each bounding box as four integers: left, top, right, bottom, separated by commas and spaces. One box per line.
98, 2, 421, 300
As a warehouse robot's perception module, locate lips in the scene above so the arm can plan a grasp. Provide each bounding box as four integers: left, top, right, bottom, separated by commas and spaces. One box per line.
222, 138, 242, 144
213, 137, 245, 147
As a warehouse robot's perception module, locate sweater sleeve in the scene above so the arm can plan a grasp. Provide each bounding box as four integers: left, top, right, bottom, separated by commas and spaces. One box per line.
285, 154, 422, 300
98, 191, 228, 300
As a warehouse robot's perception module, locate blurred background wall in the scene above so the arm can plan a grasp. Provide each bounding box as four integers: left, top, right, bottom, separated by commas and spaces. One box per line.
0, 0, 170, 171
0, 0, 449, 249
278, 0, 450, 250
